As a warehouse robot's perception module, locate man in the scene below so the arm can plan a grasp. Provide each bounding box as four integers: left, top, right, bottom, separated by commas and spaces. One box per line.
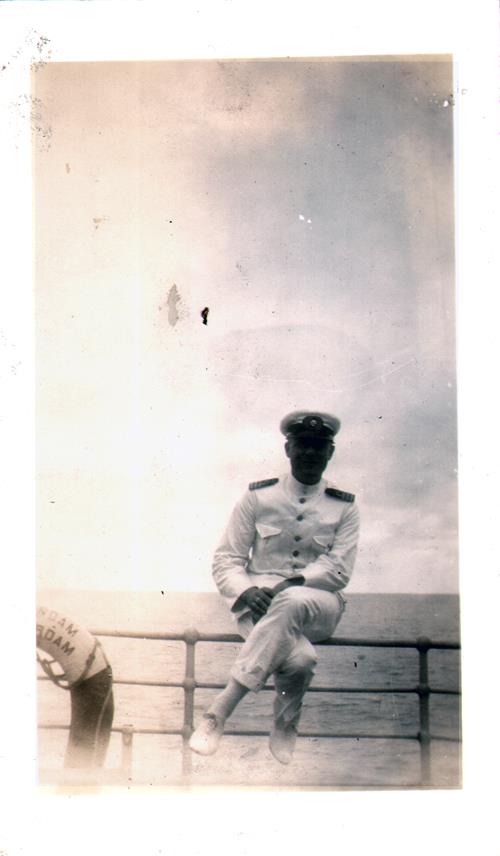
36, 605, 114, 768
189, 410, 360, 764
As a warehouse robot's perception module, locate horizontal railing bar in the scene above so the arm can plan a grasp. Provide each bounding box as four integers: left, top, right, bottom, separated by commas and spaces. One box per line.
88, 629, 459, 650
38, 723, 182, 736
37, 722, 462, 743
36, 676, 185, 689
36, 723, 416, 739
430, 734, 462, 742
36, 676, 461, 699
36, 674, 461, 696
193, 681, 461, 695
224, 730, 423, 740
113, 679, 182, 689
429, 688, 461, 695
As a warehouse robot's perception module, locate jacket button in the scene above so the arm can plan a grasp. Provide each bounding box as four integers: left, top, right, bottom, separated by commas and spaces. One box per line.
292, 550, 300, 557
299, 498, 306, 504
294, 535, 301, 542
296, 515, 304, 521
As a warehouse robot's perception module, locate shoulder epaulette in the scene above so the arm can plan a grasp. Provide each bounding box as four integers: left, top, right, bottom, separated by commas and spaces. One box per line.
249, 478, 279, 491
325, 487, 355, 503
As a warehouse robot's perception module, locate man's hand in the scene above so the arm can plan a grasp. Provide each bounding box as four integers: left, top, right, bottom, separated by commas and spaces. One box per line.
238, 586, 275, 622
233, 577, 305, 622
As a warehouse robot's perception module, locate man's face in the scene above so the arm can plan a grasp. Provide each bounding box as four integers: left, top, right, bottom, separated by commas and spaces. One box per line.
285, 435, 334, 485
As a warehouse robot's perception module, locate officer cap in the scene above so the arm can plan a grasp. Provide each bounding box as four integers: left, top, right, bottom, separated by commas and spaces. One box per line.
280, 410, 341, 440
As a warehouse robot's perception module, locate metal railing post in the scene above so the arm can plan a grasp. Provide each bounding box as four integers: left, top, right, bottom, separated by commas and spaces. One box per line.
417, 636, 431, 786
181, 628, 199, 780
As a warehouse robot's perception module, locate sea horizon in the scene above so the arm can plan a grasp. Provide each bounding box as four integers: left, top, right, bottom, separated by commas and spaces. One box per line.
36, 588, 461, 642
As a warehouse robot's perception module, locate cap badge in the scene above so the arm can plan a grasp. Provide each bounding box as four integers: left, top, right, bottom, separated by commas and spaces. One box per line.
302, 415, 322, 432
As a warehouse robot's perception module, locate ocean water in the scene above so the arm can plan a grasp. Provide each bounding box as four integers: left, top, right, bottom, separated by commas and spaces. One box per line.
37, 590, 461, 789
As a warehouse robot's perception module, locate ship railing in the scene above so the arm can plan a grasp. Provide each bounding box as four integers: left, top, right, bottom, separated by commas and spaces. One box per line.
37, 629, 461, 787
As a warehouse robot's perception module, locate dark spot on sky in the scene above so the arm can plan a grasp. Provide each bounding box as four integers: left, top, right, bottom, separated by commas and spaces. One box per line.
167, 284, 181, 327
201, 307, 209, 325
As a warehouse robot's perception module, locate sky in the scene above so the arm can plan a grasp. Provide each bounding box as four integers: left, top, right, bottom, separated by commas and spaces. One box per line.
34, 58, 457, 593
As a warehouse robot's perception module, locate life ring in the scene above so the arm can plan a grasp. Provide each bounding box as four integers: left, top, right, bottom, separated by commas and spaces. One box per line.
37, 605, 114, 768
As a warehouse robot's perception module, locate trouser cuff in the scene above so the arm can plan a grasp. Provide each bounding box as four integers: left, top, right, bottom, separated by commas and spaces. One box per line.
231, 664, 266, 693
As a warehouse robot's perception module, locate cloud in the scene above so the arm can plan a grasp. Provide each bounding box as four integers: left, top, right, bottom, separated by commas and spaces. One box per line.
35, 59, 456, 593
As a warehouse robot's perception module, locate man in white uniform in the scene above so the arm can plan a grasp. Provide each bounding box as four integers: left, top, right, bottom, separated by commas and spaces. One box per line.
190, 410, 360, 764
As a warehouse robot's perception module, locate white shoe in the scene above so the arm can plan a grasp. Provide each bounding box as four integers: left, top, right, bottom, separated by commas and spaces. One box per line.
189, 713, 225, 756
269, 722, 298, 765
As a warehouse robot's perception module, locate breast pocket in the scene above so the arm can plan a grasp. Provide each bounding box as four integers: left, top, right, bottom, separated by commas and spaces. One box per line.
253, 523, 283, 566
256, 523, 283, 541
312, 533, 334, 554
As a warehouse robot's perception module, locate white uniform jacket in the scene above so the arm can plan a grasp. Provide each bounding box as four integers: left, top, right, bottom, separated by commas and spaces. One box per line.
213, 473, 360, 615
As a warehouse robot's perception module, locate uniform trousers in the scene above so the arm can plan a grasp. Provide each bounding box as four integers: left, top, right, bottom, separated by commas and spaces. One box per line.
64, 665, 114, 768
232, 587, 345, 726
